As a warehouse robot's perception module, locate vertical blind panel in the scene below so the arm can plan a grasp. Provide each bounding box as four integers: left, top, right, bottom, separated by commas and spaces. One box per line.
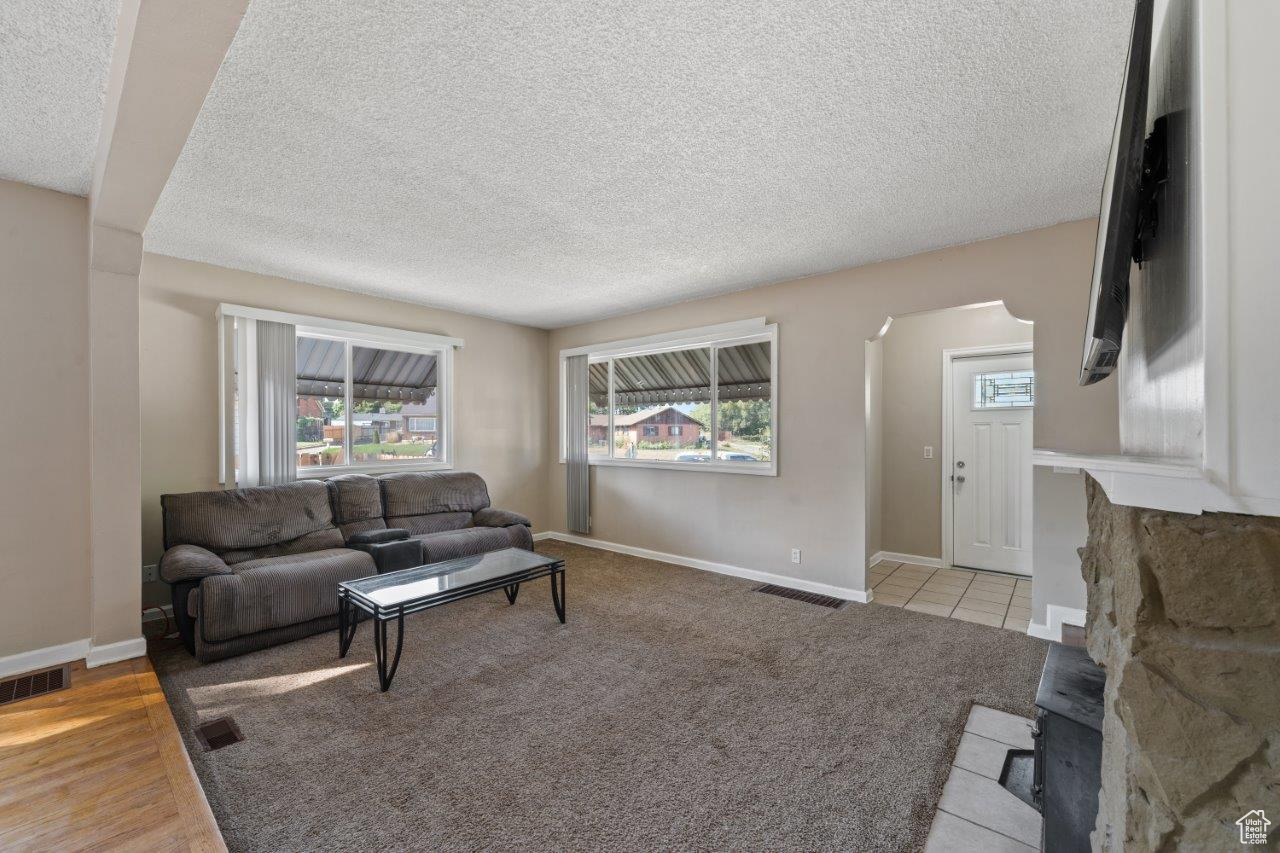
565, 354, 591, 534
256, 320, 297, 485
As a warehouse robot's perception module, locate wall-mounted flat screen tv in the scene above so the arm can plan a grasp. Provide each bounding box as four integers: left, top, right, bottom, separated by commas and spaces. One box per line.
1079, 0, 1156, 385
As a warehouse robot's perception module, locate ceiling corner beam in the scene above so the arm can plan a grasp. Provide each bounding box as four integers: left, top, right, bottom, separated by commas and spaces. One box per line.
89, 0, 250, 236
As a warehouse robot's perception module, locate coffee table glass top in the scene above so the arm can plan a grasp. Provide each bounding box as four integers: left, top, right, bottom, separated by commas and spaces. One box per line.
340, 547, 561, 609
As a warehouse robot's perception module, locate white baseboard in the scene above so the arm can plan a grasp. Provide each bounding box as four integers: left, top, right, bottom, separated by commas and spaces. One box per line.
0, 638, 91, 679
0, 633, 149, 678
86, 636, 147, 669
536, 531, 871, 603
869, 550, 944, 569
1027, 605, 1087, 643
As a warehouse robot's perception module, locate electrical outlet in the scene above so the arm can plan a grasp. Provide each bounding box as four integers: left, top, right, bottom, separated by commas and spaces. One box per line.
790, 548, 802, 564
923, 446, 934, 459
141, 564, 159, 583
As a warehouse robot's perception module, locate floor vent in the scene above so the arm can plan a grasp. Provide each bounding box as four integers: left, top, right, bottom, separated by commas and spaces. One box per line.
755, 584, 847, 610
195, 716, 244, 751
0, 665, 70, 706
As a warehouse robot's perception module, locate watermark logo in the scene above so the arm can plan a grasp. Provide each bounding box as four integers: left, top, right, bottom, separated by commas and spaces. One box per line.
1237, 810, 1270, 845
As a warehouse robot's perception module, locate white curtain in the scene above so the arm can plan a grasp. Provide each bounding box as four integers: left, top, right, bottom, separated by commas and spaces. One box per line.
254, 320, 297, 485
565, 354, 591, 533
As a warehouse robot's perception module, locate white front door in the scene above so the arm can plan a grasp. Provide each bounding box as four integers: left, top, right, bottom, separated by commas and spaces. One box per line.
950, 352, 1034, 575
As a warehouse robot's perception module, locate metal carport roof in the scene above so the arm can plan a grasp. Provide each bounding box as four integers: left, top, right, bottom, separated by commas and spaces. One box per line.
296, 337, 438, 403
588, 341, 770, 405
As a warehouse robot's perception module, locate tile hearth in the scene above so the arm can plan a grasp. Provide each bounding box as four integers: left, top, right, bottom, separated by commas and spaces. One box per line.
926, 705, 1043, 851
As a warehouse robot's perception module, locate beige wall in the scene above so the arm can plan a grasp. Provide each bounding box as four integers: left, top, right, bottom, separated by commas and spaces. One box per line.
0, 181, 92, 658
863, 337, 883, 565
546, 219, 1118, 593
1031, 467, 1088, 624
139, 253, 551, 605
1, 209, 1118, 650
878, 303, 1032, 559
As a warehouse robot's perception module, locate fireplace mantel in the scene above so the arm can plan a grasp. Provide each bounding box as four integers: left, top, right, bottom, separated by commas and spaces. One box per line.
1032, 450, 1207, 516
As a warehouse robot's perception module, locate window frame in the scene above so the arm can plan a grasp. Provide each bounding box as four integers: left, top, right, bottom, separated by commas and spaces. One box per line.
559, 319, 778, 476
217, 304, 461, 484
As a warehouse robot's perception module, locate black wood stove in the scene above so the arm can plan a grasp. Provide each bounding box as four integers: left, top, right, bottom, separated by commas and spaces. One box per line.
1000, 642, 1105, 852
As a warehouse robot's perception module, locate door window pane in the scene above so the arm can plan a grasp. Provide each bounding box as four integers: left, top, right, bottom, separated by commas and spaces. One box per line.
973, 370, 1035, 409
714, 341, 772, 463
296, 336, 346, 468
612, 348, 711, 462
350, 345, 440, 463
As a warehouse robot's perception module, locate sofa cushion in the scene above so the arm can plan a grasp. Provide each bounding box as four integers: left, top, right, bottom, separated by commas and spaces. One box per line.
219, 527, 346, 566
325, 474, 387, 539
199, 548, 375, 643
415, 525, 532, 564
162, 480, 337, 553
396, 511, 473, 537
379, 471, 491, 517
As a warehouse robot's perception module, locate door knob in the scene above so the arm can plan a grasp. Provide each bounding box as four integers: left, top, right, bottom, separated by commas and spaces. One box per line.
956, 475, 966, 483
956, 461, 965, 468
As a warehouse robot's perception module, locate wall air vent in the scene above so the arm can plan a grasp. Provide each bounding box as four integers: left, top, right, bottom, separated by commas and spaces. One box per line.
755, 584, 847, 610
0, 665, 70, 706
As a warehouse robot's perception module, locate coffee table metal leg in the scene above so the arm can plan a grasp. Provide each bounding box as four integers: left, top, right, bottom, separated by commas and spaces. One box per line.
504, 583, 520, 605
373, 608, 406, 692
550, 567, 566, 624
338, 594, 358, 659
338, 594, 346, 657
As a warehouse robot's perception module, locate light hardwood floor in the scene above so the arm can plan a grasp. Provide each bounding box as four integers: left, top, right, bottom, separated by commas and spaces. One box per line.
0, 655, 224, 852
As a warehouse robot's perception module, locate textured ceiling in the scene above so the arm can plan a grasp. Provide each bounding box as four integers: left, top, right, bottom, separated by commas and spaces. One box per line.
0, 0, 119, 196
146, 0, 1134, 328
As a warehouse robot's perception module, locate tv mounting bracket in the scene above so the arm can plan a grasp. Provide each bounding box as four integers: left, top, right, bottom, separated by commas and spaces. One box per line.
1132, 114, 1169, 267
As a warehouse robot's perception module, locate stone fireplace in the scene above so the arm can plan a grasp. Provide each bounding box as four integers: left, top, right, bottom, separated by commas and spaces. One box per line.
1079, 477, 1280, 850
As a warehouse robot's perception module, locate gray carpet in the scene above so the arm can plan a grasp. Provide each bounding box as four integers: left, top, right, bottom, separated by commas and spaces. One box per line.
153, 541, 1048, 852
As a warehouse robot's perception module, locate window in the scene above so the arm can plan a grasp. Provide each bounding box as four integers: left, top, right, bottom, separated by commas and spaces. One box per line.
294, 340, 443, 469
714, 341, 773, 464
612, 347, 711, 461
562, 320, 777, 474
219, 304, 460, 484
295, 338, 346, 468
973, 370, 1035, 409
587, 369, 610, 458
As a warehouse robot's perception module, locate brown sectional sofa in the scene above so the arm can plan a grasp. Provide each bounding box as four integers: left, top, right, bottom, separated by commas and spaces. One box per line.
160, 471, 532, 662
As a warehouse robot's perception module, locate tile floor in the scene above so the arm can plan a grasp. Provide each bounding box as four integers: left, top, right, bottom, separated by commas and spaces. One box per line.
868, 561, 1032, 632
925, 705, 1043, 851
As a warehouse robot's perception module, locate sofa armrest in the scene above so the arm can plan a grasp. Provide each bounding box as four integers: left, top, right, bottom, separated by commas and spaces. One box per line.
159, 544, 232, 584
472, 507, 531, 528
347, 528, 410, 545
348, 538, 424, 574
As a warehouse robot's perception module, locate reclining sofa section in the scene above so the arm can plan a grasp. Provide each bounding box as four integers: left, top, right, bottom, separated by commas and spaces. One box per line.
159, 471, 532, 662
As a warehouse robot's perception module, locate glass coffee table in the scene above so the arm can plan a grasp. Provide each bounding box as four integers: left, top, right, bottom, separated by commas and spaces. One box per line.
338, 547, 566, 692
